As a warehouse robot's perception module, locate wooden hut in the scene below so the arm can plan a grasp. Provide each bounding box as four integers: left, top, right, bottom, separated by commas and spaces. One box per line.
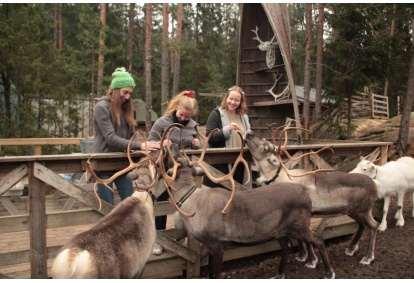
238, 3, 301, 142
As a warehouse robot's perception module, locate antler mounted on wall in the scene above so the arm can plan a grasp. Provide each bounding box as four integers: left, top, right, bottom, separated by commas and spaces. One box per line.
266, 72, 291, 101
251, 25, 278, 69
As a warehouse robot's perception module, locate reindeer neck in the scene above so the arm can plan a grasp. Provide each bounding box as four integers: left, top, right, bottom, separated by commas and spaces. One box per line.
263, 166, 282, 185
175, 185, 197, 207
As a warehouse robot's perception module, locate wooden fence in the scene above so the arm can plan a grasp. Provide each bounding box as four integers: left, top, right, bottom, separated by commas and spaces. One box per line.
0, 139, 392, 279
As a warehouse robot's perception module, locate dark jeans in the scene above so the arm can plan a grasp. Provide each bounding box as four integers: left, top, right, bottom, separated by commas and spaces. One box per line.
96, 172, 134, 206
155, 190, 169, 230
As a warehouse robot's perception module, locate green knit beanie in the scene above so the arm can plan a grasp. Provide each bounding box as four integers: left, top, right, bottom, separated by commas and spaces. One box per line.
110, 67, 136, 89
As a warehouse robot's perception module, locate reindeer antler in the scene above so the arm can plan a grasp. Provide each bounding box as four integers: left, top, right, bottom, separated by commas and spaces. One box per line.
184, 125, 250, 213
87, 131, 156, 211
157, 123, 195, 217
267, 123, 336, 180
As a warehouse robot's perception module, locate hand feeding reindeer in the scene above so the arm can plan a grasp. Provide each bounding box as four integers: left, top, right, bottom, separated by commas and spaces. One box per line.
153, 123, 335, 279
350, 155, 414, 231
244, 123, 380, 266
51, 133, 157, 279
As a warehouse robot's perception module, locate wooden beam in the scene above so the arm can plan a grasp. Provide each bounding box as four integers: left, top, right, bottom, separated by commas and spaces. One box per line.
28, 162, 47, 279
0, 164, 27, 195
33, 162, 113, 216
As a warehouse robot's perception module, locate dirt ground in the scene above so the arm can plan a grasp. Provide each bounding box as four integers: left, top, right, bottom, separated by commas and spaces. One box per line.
200, 194, 414, 279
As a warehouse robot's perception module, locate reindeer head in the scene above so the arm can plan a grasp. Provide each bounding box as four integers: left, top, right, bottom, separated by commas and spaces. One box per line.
87, 131, 157, 210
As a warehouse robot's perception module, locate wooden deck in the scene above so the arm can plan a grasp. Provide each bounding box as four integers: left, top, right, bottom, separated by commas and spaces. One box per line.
0, 191, 360, 279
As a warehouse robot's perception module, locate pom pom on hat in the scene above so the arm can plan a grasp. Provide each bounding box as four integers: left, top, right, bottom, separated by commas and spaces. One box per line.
110, 67, 136, 89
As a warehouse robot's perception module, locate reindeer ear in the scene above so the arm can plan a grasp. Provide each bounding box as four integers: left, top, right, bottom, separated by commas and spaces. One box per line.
192, 166, 205, 177
167, 168, 174, 176
360, 156, 364, 161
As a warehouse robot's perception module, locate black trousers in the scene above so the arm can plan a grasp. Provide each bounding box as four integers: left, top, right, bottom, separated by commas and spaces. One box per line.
155, 190, 169, 230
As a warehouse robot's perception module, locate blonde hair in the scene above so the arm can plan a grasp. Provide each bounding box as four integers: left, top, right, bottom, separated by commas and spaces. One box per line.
109, 88, 137, 126
220, 86, 248, 115
164, 90, 198, 116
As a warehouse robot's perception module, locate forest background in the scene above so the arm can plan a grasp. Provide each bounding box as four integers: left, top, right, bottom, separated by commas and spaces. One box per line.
1, 3, 414, 156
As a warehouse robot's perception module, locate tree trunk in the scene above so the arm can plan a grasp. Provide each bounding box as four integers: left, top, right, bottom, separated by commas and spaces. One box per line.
315, 3, 324, 119
1, 72, 12, 137
58, 3, 63, 49
54, 4, 58, 48
172, 3, 183, 97
346, 88, 353, 139
145, 4, 153, 133
383, 4, 396, 99
396, 15, 414, 155
127, 3, 135, 72
97, 3, 106, 97
161, 3, 169, 114
303, 3, 312, 135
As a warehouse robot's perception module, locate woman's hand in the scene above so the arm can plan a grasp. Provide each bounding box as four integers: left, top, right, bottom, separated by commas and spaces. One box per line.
162, 139, 172, 147
192, 138, 200, 147
229, 122, 239, 132
141, 141, 160, 151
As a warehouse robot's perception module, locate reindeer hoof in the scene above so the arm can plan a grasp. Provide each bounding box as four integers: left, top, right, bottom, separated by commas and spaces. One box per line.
325, 271, 335, 279
360, 256, 374, 265
305, 259, 317, 269
271, 274, 285, 279
345, 245, 358, 256
295, 255, 308, 263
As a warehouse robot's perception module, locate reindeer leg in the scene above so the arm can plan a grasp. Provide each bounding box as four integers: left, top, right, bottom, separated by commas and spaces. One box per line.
345, 223, 365, 256
304, 243, 318, 269
359, 220, 378, 265
299, 229, 335, 279
205, 243, 224, 279
412, 191, 414, 218
273, 237, 290, 279
295, 241, 308, 262
379, 196, 391, 231
395, 191, 405, 227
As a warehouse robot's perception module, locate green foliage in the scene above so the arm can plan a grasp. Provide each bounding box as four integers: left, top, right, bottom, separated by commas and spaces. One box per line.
2, 3, 413, 155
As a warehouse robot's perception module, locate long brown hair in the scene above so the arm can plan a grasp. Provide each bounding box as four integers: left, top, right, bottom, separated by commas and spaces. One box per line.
220, 86, 248, 115
164, 90, 198, 116
109, 89, 136, 126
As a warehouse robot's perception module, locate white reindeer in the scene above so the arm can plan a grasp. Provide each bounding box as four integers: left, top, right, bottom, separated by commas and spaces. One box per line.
350, 156, 414, 231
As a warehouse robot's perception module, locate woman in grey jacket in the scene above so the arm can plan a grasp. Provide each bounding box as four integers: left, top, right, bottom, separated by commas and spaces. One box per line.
148, 90, 201, 255
202, 86, 252, 189
93, 67, 159, 205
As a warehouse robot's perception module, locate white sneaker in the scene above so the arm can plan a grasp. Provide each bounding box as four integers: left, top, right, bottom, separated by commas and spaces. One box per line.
152, 242, 163, 255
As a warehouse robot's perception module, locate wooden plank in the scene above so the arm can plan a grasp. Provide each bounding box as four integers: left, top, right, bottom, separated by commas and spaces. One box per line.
0, 164, 27, 195
156, 231, 198, 263
28, 162, 47, 279
142, 256, 185, 279
0, 138, 81, 146
253, 99, 294, 106
33, 162, 113, 216
0, 197, 22, 215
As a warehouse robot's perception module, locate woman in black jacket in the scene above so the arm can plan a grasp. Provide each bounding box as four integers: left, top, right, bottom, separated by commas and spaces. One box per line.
202, 86, 252, 189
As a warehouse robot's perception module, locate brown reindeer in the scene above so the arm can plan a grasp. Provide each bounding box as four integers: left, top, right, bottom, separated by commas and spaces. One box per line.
152, 123, 335, 279
51, 135, 157, 279
244, 127, 380, 266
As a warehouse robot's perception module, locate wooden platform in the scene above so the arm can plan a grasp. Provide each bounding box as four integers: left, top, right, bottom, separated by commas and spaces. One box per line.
0, 192, 359, 279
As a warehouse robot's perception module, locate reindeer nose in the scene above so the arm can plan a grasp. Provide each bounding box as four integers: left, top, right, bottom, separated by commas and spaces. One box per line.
245, 130, 254, 139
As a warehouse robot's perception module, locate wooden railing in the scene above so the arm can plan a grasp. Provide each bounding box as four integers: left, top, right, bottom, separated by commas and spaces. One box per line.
0, 140, 392, 279
0, 138, 82, 155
